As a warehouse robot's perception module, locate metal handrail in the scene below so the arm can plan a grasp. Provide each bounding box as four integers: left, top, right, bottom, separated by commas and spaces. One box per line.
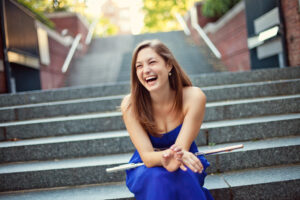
175, 13, 191, 36
61, 34, 82, 73
190, 6, 221, 59
85, 17, 99, 45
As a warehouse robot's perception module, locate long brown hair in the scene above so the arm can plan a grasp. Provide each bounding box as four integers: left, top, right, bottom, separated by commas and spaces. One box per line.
130, 39, 192, 136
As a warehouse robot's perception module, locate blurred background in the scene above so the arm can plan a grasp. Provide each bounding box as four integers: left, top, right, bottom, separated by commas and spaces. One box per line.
0, 1, 300, 199
0, 0, 299, 93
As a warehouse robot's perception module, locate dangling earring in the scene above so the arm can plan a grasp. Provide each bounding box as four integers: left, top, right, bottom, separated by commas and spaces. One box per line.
168, 72, 172, 76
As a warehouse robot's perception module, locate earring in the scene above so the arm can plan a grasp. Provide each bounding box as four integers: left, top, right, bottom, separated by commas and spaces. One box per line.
168, 72, 172, 76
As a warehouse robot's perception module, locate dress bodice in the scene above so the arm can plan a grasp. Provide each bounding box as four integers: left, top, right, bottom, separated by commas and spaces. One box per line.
149, 124, 183, 149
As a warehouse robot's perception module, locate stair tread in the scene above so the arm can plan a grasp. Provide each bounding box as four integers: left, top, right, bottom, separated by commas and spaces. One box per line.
0, 95, 125, 110
0, 164, 299, 200
0, 130, 128, 148
202, 113, 300, 128
0, 107, 299, 128
1, 92, 298, 112
0, 77, 299, 108
1, 135, 299, 174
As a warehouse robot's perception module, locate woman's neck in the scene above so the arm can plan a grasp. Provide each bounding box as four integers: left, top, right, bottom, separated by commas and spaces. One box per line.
150, 84, 174, 106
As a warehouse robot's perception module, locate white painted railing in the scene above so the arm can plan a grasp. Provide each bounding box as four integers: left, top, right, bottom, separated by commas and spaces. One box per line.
85, 17, 99, 45
190, 6, 221, 59
61, 34, 82, 73
175, 13, 191, 36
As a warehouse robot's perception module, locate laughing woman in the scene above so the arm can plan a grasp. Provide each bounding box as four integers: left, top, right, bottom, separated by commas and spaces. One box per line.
121, 40, 213, 200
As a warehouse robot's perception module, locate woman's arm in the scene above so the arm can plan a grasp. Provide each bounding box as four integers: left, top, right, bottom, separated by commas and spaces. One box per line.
121, 95, 182, 171
175, 87, 207, 172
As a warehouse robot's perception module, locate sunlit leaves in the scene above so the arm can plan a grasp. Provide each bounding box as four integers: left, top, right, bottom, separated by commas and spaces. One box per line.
202, 0, 241, 18
142, 0, 196, 33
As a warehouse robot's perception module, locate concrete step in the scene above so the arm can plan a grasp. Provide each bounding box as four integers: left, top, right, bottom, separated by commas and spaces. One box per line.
0, 79, 299, 122
0, 95, 123, 123
0, 97, 299, 140
0, 67, 299, 107
0, 130, 131, 163
0, 78, 299, 115
1, 113, 299, 163
190, 66, 300, 87
0, 135, 299, 192
1, 164, 299, 200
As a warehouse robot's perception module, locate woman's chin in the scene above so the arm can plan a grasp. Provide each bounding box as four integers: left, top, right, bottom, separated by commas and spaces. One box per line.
145, 83, 159, 92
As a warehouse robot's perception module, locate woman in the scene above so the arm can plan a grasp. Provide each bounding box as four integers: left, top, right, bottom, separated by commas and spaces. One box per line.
121, 39, 213, 200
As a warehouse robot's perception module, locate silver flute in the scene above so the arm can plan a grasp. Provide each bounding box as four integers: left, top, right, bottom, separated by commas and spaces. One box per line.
106, 144, 244, 173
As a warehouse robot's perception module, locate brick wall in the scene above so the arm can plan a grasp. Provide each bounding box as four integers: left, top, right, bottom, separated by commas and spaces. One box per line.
281, 0, 300, 67
206, 10, 250, 71
40, 12, 90, 90
187, 2, 250, 72
40, 36, 69, 90
48, 13, 89, 55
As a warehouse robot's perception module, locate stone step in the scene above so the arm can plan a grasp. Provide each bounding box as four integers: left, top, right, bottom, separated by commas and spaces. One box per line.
1, 78, 299, 111
0, 67, 299, 107
0, 78, 299, 122
0, 130, 131, 163
191, 66, 300, 87
0, 136, 299, 192
1, 113, 299, 163
0, 164, 299, 200
0, 96, 299, 140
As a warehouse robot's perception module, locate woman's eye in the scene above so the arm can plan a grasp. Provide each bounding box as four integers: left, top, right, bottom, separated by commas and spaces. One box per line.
136, 65, 141, 68
150, 61, 156, 64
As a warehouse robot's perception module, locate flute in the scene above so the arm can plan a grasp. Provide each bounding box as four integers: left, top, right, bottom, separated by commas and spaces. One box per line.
106, 144, 244, 173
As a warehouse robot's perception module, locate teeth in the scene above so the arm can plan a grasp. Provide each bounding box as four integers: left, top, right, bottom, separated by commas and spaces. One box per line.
146, 76, 156, 81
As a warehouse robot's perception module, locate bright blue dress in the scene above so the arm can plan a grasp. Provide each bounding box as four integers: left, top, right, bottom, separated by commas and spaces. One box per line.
126, 124, 214, 200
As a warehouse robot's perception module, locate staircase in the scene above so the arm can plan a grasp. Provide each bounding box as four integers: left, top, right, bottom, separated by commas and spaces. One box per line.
65, 31, 217, 86
0, 66, 300, 200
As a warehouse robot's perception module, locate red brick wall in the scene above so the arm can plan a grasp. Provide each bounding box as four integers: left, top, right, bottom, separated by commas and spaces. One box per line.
49, 13, 89, 55
40, 37, 69, 90
187, 4, 250, 72
40, 13, 90, 90
207, 10, 250, 71
281, 0, 300, 67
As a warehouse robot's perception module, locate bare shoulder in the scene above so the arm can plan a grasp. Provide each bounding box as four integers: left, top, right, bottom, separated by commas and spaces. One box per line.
120, 94, 132, 114
182, 86, 206, 113
183, 86, 206, 103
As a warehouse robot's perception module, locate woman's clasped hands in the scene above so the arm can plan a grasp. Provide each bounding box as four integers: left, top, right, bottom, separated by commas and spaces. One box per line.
161, 144, 203, 173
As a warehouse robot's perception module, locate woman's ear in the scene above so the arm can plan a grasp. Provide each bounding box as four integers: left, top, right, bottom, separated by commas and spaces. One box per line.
167, 61, 173, 72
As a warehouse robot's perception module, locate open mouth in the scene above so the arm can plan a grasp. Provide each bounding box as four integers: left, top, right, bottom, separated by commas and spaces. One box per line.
145, 76, 157, 83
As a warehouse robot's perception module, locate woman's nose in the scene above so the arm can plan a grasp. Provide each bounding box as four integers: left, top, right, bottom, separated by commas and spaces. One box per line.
143, 64, 151, 74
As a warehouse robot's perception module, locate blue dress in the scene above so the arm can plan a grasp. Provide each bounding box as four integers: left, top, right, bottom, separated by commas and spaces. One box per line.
126, 124, 214, 200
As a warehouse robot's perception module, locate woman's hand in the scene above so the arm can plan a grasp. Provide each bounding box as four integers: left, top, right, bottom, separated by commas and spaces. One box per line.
161, 144, 183, 172
173, 148, 203, 173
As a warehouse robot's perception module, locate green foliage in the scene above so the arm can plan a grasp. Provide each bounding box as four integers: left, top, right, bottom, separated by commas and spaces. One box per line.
142, 0, 195, 33
94, 17, 119, 37
202, 0, 241, 18
17, 0, 55, 29
208, 142, 216, 146
17, 0, 72, 29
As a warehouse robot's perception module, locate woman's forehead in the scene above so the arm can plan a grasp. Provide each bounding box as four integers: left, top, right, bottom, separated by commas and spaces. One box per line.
136, 48, 160, 63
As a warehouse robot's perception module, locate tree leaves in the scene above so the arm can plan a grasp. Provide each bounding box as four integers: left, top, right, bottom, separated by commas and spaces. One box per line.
142, 0, 195, 33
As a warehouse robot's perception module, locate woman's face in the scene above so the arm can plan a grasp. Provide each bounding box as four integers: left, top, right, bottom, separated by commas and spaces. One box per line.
135, 47, 172, 92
